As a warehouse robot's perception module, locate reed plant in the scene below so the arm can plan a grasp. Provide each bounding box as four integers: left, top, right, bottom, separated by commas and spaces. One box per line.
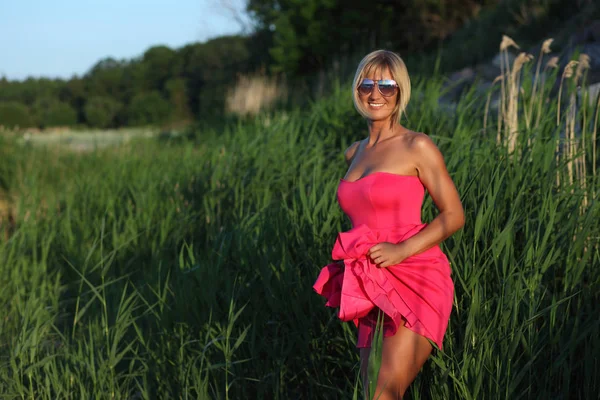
225, 71, 287, 117
0, 39, 598, 399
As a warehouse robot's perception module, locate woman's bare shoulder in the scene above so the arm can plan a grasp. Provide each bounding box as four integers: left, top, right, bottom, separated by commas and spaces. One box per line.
405, 131, 440, 153
344, 140, 362, 165
404, 132, 449, 176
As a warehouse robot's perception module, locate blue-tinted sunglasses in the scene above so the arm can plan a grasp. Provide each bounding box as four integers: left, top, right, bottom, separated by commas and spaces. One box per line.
357, 79, 399, 97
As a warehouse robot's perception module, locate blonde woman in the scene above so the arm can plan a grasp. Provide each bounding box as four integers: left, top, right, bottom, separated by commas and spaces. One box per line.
313, 50, 464, 399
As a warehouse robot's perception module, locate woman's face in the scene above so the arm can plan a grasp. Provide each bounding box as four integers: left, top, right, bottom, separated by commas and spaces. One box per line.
358, 66, 398, 122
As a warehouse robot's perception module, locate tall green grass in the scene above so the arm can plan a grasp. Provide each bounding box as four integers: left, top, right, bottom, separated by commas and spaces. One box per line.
0, 69, 598, 399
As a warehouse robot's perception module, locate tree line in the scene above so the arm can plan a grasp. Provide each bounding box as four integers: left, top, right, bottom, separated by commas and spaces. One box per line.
0, 33, 271, 130
1, 0, 584, 130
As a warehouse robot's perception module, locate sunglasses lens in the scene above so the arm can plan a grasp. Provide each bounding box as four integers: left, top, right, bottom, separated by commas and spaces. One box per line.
358, 82, 374, 95
378, 80, 397, 97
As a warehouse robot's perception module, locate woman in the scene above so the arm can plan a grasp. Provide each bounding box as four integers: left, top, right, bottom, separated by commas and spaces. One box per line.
313, 50, 464, 399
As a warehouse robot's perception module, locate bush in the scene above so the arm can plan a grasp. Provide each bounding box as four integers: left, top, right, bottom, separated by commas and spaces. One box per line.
84, 96, 122, 128
165, 78, 192, 122
127, 91, 171, 126
32, 97, 78, 127
0, 101, 33, 128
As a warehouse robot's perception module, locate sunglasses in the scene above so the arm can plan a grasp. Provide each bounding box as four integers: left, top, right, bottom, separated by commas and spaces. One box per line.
357, 79, 399, 97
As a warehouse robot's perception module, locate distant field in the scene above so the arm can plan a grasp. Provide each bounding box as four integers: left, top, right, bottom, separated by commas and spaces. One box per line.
16, 127, 161, 151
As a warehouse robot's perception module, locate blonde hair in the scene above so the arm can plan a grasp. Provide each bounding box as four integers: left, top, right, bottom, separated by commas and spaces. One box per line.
352, 50, 411, 127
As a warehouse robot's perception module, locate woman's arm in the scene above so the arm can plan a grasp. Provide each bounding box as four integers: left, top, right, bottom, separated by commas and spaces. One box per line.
399, 133, 464, 257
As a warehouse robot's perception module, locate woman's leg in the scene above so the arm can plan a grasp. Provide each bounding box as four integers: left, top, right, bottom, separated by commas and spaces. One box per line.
360, 323, 432, 399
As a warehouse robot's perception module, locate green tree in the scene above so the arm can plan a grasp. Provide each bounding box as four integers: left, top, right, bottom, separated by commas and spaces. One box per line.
120, 60, 147, 105
84, 96, 122, 128
183, 36, 252, 116
246, 0, 500, 75
32, 97, 78, 127
127, 91, 171, 126
0, 102, 33, 128
0, 77, 63, 106
247, 0, 393, 75
165, 78, 191, 122
141, 46, 177, 93
85, 58, 126, 102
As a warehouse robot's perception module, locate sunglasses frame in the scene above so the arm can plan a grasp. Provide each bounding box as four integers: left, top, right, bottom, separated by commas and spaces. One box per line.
357, 79, 399, 97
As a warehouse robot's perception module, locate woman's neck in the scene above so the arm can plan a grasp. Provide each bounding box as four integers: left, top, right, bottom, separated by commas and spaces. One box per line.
366, 119, 403, 146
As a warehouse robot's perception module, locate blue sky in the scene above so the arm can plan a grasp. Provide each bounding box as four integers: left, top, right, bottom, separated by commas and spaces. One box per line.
0, 0, 251, 81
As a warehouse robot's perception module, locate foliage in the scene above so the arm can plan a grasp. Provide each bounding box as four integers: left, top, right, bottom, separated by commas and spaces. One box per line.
182, 35, 255, 116
418, 0, 599, 74
85, 58, 127, 101
127, 91, 171, 126
141, 46, 178, 92
165, 78, 192, 122
32, 97, 78, 127
0, 0, 597, 130
0, 34, 266, 129
0, 101, 33, 128
84, 96, 122, 129
247, 0, 500, 75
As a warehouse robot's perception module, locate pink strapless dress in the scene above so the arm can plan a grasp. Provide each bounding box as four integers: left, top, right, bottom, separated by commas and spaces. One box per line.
313, 172, 454, 349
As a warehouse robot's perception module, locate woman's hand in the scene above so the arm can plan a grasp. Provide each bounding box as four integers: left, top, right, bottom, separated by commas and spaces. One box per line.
367, 242, 408, 268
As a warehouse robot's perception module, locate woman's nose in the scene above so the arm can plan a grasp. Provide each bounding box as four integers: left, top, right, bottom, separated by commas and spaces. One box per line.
369, 91, 382, 101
